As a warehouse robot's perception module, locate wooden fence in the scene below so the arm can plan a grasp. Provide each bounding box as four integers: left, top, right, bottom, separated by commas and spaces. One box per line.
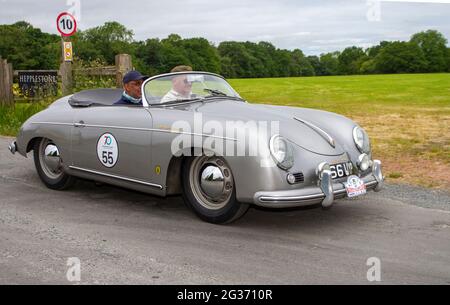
0, 54, 133, 105
0, 56, 14, 106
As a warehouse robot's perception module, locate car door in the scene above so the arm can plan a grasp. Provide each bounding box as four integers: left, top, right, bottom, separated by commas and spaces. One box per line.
70, 105, 154, 183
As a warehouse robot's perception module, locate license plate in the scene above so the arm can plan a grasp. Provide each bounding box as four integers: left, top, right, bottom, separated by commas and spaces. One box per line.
330, 162, 353, 179
345, 175, 367, 198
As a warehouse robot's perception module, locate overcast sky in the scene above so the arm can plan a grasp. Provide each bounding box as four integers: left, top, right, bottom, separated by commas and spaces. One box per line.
0, 0, 449, 55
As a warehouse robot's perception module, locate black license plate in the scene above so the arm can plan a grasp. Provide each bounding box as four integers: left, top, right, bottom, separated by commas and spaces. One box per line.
330, 162, 353, 179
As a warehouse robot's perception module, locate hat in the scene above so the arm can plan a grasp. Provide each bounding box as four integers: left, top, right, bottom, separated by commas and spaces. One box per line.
123, 71, 148, 84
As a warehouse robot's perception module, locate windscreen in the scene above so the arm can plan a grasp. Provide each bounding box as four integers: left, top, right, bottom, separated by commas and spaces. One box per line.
143, 73, 241, 105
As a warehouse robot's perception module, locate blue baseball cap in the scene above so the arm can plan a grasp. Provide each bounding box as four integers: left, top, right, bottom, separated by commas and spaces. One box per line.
123, 71, 148, 84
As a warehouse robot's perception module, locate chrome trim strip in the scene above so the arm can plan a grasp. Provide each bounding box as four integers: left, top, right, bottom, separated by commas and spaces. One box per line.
257, 177, 378, 204
294, 117, 336, 148
32, 122, 237, 141
259, 193, 324, 202
32, 122, 73, 127
69, 166, 163, 190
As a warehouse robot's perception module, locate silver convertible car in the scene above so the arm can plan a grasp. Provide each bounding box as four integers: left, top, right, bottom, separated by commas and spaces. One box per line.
8, 72, 384, 224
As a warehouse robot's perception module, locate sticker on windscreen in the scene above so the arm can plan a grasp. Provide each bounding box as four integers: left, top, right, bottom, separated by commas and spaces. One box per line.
97, 133, 119, 168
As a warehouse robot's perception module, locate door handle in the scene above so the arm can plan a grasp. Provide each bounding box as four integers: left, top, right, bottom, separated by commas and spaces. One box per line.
74, 121, 86, 128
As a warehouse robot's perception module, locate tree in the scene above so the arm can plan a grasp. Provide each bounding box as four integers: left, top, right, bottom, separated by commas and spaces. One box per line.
447, 48, 450, 72
182, 38, 221, 73
410, 30, 448, 72
374, 41, 427, 73
338, 47, 366, 75
76, 22, 134, 64
134, 39, 163, 75
0, 21, 60, 69
291, 49, 315, 76
218, 41, 256, 78
307, 56, 323, 76
320, 52, 340, 75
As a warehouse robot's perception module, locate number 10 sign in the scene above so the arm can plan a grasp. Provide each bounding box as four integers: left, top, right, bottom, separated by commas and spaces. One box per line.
56, 12, 77, 37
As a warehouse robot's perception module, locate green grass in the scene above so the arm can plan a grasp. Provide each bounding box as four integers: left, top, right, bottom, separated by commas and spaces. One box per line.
229, 73, 450, 114
0, 103, 49, 136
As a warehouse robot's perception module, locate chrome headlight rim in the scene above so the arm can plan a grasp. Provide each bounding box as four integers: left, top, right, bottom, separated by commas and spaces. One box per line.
353, 126, 370, 154
269, 134, 294, 171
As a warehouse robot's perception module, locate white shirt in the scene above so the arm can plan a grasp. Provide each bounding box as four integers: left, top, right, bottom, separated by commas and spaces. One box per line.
160, 89, 192, 103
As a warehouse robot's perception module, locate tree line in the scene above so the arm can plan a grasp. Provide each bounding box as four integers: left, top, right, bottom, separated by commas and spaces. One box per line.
1, 21, 449, 78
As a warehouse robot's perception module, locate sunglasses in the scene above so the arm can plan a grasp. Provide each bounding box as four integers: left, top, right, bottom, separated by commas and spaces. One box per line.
129, 80, 143, 86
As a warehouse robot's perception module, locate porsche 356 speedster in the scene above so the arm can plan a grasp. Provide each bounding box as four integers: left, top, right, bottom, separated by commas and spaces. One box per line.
8, 71, 384, 224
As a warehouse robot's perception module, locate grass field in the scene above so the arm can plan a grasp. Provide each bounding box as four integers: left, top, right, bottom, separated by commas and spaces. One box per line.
1, 73, 449, 190
229, 73, 450, 190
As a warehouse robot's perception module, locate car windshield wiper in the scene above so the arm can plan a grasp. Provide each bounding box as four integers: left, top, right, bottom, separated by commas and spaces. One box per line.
203, 88, 246, 102
204, 88, 228, 97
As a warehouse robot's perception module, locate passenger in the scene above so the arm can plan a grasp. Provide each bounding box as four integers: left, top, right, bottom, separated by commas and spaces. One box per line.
114, 71, 148, 106
160, 65, 194, 103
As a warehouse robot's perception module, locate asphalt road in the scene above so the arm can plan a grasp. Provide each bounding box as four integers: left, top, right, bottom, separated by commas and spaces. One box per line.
1, 136, 449, 284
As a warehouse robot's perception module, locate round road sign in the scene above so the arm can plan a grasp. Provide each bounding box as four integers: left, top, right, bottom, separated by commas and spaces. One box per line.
56, 12, 77, 37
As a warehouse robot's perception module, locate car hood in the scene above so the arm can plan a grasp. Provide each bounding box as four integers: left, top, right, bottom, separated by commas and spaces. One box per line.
178, 99, 354, 156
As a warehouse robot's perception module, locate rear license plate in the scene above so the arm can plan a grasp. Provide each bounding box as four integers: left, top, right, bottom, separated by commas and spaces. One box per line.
344, 175, 367, 198
330, 162, 353, 179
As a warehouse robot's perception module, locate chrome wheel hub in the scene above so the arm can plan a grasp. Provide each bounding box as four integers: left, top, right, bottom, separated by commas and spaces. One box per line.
190, 156, 234, 210
39, 139, 63, 179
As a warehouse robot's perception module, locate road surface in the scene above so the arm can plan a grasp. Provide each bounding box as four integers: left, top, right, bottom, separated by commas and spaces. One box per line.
0, 136, 449, 284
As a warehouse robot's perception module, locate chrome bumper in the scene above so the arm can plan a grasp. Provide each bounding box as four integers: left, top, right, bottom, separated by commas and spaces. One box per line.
253, 160, 384, 209
8, 141, 17, 155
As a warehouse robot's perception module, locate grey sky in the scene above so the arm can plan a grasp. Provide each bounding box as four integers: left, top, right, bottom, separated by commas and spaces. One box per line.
0, 0, 449, 55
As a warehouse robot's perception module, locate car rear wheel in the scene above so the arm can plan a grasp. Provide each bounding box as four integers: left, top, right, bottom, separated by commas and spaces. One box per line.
33, 138, 75, 190
181, 156, 249, 224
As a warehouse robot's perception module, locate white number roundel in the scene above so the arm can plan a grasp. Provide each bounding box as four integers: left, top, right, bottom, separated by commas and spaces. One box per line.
97, 133, 118, 168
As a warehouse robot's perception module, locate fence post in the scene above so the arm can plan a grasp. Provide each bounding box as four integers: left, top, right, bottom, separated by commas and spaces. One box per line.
0, 56, 4, 104
115, 54, 132, 89
0, 57, 14, 107
60, 62, 73, 96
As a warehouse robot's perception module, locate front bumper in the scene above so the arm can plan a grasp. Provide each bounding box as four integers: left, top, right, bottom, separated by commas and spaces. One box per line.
8, 141, 17, 154
253, 160, 384, 209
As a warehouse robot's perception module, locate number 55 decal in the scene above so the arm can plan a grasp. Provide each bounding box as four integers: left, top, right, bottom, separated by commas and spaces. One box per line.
97, 133, 119, 168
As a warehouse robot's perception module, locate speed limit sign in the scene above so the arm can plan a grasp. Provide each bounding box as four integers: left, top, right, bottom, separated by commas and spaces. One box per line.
56, 12, 77, 37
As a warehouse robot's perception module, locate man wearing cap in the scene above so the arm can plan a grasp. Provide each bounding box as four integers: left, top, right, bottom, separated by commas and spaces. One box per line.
114, 71, 148, 106
160, 65, 194, 104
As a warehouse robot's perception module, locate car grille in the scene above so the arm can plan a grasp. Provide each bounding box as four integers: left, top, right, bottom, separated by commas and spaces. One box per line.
293, 172, 304, 183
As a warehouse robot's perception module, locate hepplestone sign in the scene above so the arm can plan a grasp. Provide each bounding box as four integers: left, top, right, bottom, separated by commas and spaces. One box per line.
18, 71, 58, 97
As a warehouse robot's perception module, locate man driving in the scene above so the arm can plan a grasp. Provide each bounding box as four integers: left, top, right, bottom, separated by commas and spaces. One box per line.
160, 65, 194, 103
114, 70, 148, 106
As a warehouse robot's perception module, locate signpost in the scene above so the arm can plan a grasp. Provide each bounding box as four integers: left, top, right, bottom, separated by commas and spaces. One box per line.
56, 12, 77, 95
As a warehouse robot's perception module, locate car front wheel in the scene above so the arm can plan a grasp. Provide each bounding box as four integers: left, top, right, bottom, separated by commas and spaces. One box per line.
33, 138, 75, 190
181, 156, 249, 224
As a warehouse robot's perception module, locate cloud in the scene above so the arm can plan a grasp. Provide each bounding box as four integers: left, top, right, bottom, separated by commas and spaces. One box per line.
0, 0, 449, 55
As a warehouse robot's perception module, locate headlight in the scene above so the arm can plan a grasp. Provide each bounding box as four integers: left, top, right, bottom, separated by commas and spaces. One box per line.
353, 126, 370, 153
269, 135, 294, 170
